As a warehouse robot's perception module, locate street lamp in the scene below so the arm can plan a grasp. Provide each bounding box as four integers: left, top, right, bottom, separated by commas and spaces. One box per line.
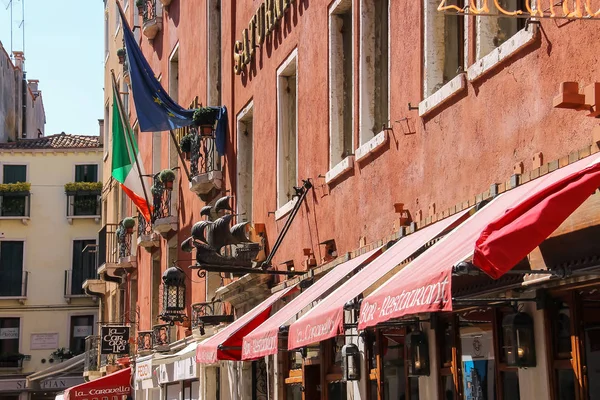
502, 312, 536, 367
341, 343, 361, 381
406, 331, 430, 376
159, 265, 187, 325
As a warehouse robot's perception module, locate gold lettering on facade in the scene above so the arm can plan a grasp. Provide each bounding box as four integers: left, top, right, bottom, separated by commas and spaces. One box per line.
235, 0, 295, 75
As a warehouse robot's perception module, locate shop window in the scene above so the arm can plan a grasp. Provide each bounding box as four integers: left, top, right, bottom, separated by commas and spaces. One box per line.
277, 50, 298, 209
329, 0, 354, 168
359, 0, 389, 144
207, 0, 221, 106
252, 359, 268, 400
237, 102, 254, 223
165, 383, 179, 400
69, 315, 94, 355
0, 317, 20, 367
547, 295, 577, 399
423, 0, 464, 97
437, 315, 458, 400
582, 289, 600, 400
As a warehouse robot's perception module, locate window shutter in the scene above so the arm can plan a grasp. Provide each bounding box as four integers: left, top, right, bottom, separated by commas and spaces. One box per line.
3, 165, 27, 184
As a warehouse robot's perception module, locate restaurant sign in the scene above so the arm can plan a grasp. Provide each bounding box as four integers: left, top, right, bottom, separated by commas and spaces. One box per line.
100, 326, 130, 355
234, 0, 296, 75
438, 0, 600, 19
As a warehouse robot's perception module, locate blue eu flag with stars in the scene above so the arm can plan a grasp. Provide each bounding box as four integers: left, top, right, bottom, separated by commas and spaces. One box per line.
120, 7, 194, 132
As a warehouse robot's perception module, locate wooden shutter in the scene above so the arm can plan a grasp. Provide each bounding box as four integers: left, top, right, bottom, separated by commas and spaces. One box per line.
3, 165, 27, 184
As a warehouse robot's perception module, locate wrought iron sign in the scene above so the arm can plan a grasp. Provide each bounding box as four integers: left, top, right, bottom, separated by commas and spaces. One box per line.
153, 324, 170, 349
137, 330, 154, 352
438, 0, 600, 19
100, 326, 130, 355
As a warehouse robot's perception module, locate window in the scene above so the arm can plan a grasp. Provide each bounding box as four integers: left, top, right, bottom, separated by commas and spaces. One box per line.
423, 0, 464, 97
0, 318, 20, 367
236, 102, 254, 223
151, 259, 161, 323
329, 0, 354, 167
122, 81, 129, 117
169, 45, 179, 103
75, 165, 98, 182
70, 315, 94, 355
359, 0, 389, 144
69, 240, 97, 296
207, 0, 222, 106
104, 103, 110, 157
476, 0, 525, 60
1, 165, 29, 217
277, 52, 298, 209
0, 241, 24, 297
71, 165, 100, 216
115, 3, 121, 34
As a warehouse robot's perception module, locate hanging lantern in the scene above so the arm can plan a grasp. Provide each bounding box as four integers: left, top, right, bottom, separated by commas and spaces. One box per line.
406, 331, 430, 376
159, 266, 187, 324
502, 312, 536, 368
341, 343, 361, 381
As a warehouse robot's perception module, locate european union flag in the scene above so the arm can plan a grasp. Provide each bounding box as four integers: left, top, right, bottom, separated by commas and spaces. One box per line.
119, 6, 194, 132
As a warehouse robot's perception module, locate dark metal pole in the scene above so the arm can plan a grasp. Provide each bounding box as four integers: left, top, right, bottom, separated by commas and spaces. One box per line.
169, 129, 192, 182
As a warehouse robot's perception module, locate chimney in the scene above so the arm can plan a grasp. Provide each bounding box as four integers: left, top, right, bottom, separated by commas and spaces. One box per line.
28, 79, 39, 95
98, 119, 105, 144
12, 51, 24, 70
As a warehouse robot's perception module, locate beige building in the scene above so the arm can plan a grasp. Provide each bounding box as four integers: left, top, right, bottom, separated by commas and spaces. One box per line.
0, 134, 103, 400
0, 43, 46, 142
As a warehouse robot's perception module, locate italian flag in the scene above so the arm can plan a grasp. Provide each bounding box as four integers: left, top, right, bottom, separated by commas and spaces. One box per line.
111, 85, 152, 221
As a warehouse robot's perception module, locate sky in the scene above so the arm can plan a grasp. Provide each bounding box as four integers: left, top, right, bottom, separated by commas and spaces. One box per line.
0, 0, 104, 136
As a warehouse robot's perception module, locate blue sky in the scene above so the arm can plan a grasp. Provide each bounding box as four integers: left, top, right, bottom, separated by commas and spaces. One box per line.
0, 0, 104, 136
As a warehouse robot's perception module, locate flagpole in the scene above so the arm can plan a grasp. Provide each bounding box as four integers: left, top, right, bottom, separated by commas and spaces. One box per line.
169, 129, 192, 182
111, 70, 153, 221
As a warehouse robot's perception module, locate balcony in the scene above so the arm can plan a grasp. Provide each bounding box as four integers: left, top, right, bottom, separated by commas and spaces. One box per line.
97, 223, 133, 280
65, 185, 101, 224
152, 180, 177, 235
191, 300, 233, 332
0, 189, 31, 223
0, 271, 28, 303
116, 223, 136, 274
137, 214, 160, 249
64, 269, 99, 300
188, 129, 222, 199
0, 354, 24, 369
141, 0, 162, 40
84, 335, 101, 380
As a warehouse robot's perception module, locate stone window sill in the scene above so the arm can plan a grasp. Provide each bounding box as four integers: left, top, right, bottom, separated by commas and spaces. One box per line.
419, 74, 466, 117
356, 131, 389, 164
275, 197, 298, 221
325, 156, 355, 185
467, 27, 537, 82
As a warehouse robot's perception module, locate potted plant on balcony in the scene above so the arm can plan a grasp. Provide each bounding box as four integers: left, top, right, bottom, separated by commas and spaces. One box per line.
179, 133, 194, 160
64, 182, 103, 196
51, 348, 74, 361
159, 169, 176, 190
192, 107, 219, 136
0, 182, 30, 196
117, 48, 126, 64
136, 0, 144, 15
123, 217, 136, 234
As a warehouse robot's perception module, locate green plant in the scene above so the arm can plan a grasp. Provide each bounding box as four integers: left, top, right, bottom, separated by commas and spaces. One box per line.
51, 348, 74, 360
179, 133, 194, 153
192, 107, 218, 127
122, 217, 136, 229
64, 182, 102, 193
117, 48, 126, 57
151, 185, 162, 196
0, 182, 30, 193
159, 169, 176, 183
136, 0, 144, 7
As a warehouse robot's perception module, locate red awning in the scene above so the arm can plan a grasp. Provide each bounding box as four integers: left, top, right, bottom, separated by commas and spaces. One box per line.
64, 367, 131, 400
474, 156, 600, 279
196, 286, 295, 364
287, 209, 470, 350
359, 154, 600, 330
241, 248, 382, 360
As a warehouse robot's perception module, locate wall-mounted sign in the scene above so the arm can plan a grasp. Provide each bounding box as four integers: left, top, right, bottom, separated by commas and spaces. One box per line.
0, 328, 19, 340
100, 326, 130, 355
30, 333, 59, 350
174, 356, 197, 381
234, 0, 296, 75
0, 378, 26, 391
40, 376, 84, 390
73, 326, 92, 338
437, 0, 600, 20
137, 330, 154, 352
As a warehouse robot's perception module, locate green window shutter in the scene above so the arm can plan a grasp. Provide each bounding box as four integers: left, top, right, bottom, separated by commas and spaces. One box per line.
75, 165, 98, 183
3, 165, 27, 184
0, 242, 24, 296
71, 240, 96, 295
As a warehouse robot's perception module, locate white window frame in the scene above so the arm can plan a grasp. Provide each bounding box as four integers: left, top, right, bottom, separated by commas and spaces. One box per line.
168, 43, 180, 103
0, 162, 29, 183
276, 49, 299, 217
328, 0, 356, 183
236, 100, 254, 224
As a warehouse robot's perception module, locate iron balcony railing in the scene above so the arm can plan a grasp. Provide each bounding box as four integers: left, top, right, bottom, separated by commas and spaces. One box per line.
191, 300, 233, 329
97, 223, 119, 267
190, 128, 219, 177
117, 225, 133, 259
138, 213, 154, 236
0, 192, 31, 217
152, 179, 173, 220
142, 0, 158, 23
64, 269, 99, 297
84, 335, 100, 373
0, 271, 28, 298
66, 193, 101, 217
